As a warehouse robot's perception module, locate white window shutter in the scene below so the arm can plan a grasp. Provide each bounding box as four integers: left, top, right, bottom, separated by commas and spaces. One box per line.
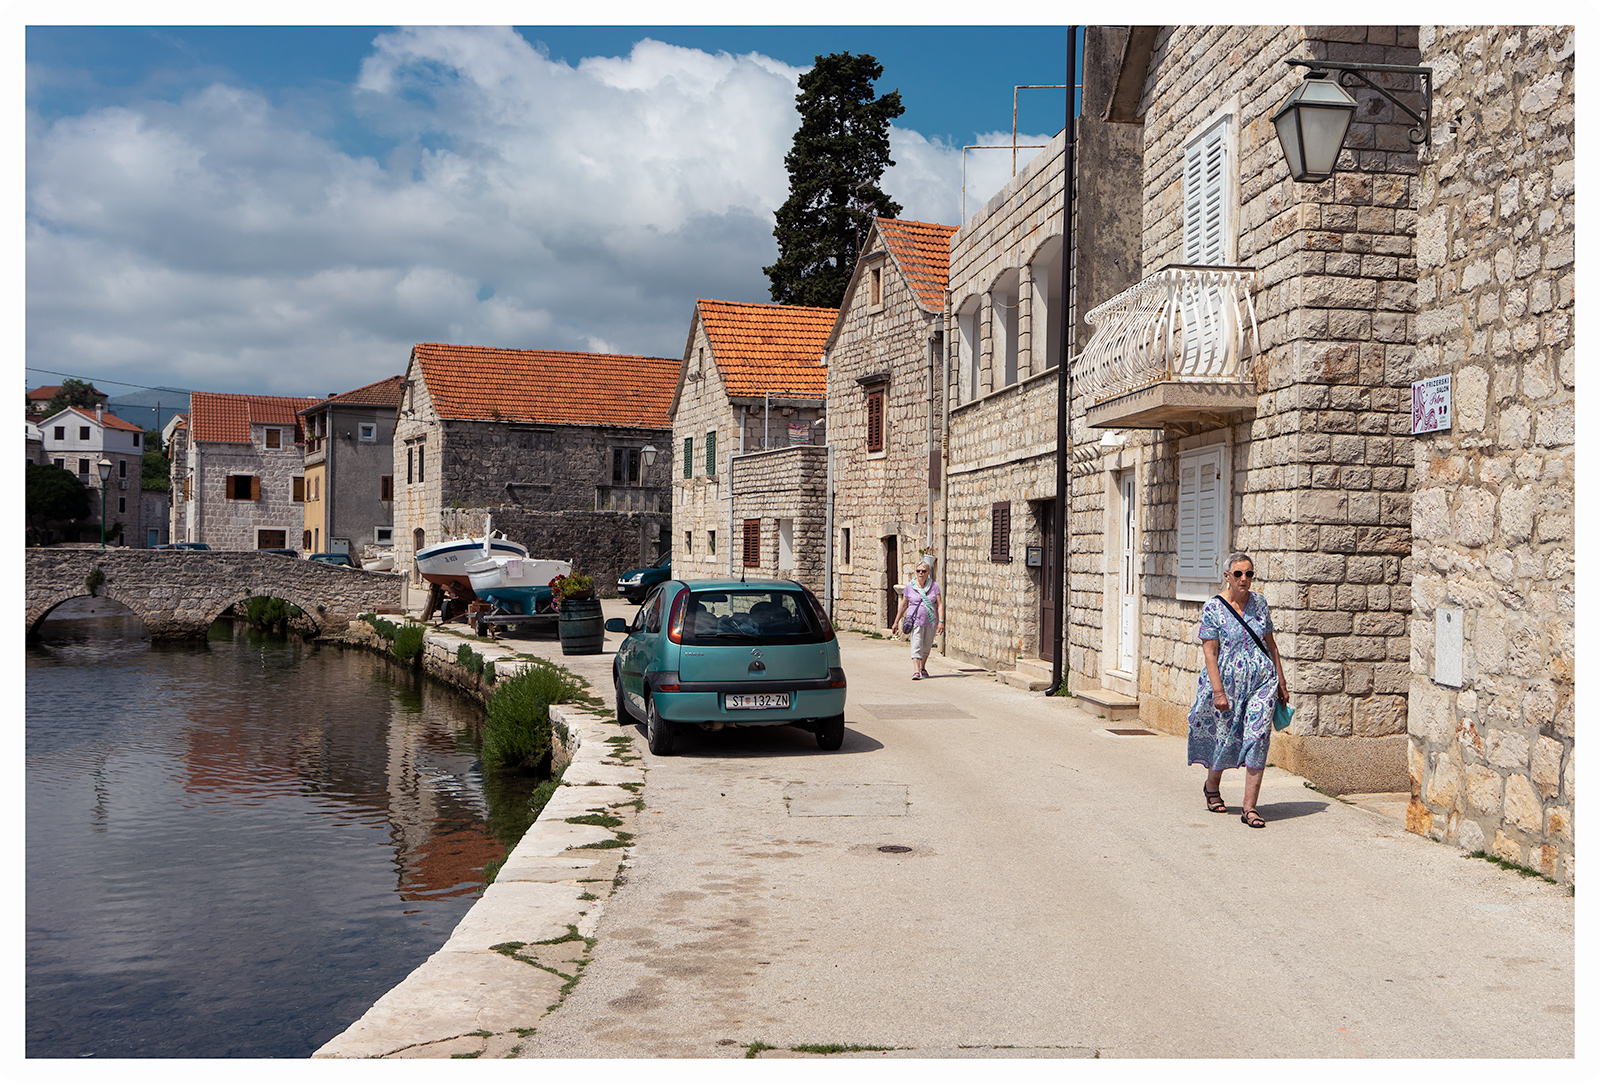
1177, 445, 1227, 600
1178, 457, 1199, 579
1183, 118, 1229, 267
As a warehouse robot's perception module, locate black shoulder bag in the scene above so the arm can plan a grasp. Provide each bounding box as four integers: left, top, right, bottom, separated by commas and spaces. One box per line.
1212, 595, 1294, 731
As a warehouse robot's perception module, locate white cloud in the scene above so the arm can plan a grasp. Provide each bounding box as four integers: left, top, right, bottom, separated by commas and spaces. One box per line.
26, 28, 990, 396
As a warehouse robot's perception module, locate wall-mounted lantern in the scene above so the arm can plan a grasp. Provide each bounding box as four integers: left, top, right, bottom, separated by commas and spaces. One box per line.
1273, 58, 1434, 183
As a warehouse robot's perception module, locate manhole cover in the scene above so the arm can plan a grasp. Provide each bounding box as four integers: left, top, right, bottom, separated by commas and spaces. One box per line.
1107, 728, 1157, 736
878, 845, 913, 853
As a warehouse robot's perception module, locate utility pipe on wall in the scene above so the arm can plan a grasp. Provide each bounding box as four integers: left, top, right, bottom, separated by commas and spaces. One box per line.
1049, 26, 1079, 697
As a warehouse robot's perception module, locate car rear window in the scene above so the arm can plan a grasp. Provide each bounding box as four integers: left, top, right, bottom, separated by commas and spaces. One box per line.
678, 589, 826, 645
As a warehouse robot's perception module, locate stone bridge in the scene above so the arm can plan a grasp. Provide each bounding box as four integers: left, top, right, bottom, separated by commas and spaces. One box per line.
25, 549, 405, 639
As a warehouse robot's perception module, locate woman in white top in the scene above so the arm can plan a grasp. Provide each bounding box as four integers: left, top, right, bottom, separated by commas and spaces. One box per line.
888, 558, 945, 680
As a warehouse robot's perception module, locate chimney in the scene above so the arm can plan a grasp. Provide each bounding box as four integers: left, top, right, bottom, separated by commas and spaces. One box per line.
96, 405, 104, 423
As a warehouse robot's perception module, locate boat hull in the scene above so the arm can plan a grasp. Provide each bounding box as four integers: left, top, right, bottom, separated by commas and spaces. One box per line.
415, 538, 529, 588
465, 557, 571, 610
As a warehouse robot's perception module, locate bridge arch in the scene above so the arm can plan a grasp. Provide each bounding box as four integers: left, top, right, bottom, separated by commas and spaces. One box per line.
198, 586, 326, 636
27, 584, 149, 636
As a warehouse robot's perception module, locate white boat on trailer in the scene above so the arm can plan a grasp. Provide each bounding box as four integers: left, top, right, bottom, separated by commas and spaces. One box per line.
414, 517, 528, 589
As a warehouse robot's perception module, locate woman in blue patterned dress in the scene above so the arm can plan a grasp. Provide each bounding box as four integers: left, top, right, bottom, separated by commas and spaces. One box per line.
1189, 553, 1288, 828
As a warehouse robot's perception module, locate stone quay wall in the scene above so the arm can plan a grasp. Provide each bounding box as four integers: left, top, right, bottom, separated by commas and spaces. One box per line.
728, 446, 828, 595
1406, 25, 1575, 882
439, 507, 671, 593
25, 548, 403, 638
826, 229, 943, 632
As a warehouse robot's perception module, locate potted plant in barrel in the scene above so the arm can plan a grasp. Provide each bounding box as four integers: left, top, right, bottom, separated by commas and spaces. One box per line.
552, 572, 603, 654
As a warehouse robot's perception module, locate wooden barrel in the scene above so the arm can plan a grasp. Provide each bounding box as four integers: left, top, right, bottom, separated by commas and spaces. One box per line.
558, 598, 605, 655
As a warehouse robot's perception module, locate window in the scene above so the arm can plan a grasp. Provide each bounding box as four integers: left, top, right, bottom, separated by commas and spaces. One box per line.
79, 426, 90, 440
991, 501, 1012, 562
380, 475, 394, 501
118, 497, 126, 513
293, 477, 305, 502
258, 530, 286, 550
994, 270, 1020, 387
957, 300, 980, 403
416, 445, 424, 482
407, 446, 414, 484
265, 428, 282, 450
119, 459, 127, 477
359, 423, 377, 443
613, 447, 640, 485
1183, 113, 1233, 266
708, 530, 716, 555
1177, 445, 1229, 601
778, 519, 794, 569
743, 519, 761, 567
133, 432, 140, 447
228, 475, 260, 500
683, 437, 693, 478
705, 430, 717, 476
684, 530, 692, 555
77, 458, 89, 475
53, 427, 64, 441
842, 527, 851, 565
303, 530, 313, 550
313, 477, 320, 501
869, 265, 883, 307
53, 457, 63, 469
866, 388, 885, 453
183, 476, 191, 500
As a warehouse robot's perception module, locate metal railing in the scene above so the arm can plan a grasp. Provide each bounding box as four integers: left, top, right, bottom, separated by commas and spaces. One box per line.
1073, 265, 1260, 404
594, 485, 664, 513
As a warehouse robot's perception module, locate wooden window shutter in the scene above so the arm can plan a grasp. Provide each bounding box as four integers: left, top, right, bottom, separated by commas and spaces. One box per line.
249, 476, 261, 500
683, 436, 693, 478
866, 389, 884, 453
293, 476, 305, 502
743, 519, 761, 567
705, 430, 716, 475
990, 501, 1012, 562
381, 475, 394, 501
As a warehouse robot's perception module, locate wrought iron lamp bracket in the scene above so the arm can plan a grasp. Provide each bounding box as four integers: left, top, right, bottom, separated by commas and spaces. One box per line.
1286, 58, 1434, 148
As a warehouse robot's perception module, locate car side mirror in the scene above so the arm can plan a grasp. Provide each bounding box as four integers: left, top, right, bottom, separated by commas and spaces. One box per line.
604, 618, 629, 633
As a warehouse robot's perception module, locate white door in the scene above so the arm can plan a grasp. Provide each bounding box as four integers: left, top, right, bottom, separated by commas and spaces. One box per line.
1117, 472, 1138, 674
778, 519, 794, 572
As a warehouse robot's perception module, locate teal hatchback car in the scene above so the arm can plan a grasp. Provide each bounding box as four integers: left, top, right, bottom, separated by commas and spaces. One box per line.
608, 578, 847, 755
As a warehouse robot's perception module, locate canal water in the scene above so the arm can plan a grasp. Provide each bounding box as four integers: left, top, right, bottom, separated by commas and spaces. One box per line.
26, 605, 536, 1058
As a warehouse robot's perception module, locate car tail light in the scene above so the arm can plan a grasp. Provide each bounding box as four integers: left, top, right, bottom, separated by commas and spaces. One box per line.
799, 585, 835, 641
656, 683, 682, 693
665, 586, 692, 644
828, 668, 847, 689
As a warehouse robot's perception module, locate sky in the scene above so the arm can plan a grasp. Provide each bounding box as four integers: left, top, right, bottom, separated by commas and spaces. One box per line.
25, 20, 1081, 401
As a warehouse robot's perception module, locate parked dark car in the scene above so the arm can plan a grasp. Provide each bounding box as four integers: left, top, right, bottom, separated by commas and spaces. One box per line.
260, 548, 299, 558
608, 578, 847, 755
159, 541, 211, 551
307, 552, 355, 567
616, 551, 672, 603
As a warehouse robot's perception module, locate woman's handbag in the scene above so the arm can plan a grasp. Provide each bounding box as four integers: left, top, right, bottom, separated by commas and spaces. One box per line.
1214, 595, 1293, 730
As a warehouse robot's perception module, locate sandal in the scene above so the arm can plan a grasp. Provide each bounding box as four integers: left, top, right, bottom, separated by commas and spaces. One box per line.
1204, 786, 1227, 814
1240, 808, 1266, 829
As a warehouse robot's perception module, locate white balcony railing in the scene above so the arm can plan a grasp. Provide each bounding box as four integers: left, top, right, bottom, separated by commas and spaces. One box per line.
1073, 265, 1260, 405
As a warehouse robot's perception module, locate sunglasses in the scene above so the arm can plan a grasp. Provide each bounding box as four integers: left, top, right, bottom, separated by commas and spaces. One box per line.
1230, 570, 1255, 579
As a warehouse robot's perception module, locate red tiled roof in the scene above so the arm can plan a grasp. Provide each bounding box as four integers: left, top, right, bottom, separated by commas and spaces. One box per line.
412, 344, 678, 428
190, 391, 320, 444
28, 383, 105, 401
300, 375, 405, 415
61, 405, 144, 434
696, 299, 836, 400
876, 218, 957, 312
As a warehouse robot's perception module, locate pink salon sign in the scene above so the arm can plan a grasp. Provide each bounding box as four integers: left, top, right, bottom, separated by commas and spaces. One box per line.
1411, 374, 1452, 435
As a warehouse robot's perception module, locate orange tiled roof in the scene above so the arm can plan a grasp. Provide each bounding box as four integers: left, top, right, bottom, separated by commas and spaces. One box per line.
61, 405, 144, 434
190, 391, 319, 444
413, 344, 679, 428
300, 375, 405, 415
876, 218, 957, 312
696, 299, 836, 400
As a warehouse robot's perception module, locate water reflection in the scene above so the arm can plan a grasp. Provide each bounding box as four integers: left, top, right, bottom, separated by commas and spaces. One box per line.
27, 614, 536, 1058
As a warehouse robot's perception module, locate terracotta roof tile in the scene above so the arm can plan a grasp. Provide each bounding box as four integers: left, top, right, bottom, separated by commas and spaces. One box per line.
413, 344, 678, 428
875, 218, 957, 312
299, 375, 405, 415
696, 299, 836, 400
190, 391, 320, 444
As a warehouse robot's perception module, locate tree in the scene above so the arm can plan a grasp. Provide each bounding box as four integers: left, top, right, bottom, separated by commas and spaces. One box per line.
42, 378, 104, 417
27, 462, 91, 544
142, 429, 171, 491
764, 52, 904, 309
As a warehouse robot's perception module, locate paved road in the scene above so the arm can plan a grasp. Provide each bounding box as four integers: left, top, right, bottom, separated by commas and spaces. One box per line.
512, 612, 1574, 1059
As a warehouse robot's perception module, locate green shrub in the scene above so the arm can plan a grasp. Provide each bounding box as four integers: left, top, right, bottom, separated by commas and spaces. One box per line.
457, 643, 475, 668
482, 658, 584, 771
84, 567, 105, 596
243, 595, 303, 633
392, 623, 424, 661
362, 613, 399, 642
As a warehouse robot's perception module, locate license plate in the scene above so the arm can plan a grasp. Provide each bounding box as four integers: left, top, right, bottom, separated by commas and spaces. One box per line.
725, 692, 790, 710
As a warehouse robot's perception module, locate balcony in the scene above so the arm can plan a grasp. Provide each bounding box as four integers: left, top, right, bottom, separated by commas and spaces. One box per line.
1073, 265, 1261, 431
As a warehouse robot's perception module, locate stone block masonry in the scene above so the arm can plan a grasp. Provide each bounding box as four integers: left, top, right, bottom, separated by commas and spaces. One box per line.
1407, 25, 1574, 884
440, 507, 670, 593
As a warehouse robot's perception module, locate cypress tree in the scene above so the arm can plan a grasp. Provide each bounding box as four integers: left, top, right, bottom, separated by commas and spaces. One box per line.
764, 52, 904, 308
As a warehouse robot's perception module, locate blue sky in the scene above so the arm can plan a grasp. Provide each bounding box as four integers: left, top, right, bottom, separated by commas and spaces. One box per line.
26, 23, 1082, 399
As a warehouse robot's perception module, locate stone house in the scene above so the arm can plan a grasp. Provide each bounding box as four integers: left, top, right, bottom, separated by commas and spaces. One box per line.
939, 26, 1142, 682
38, 405, 150, 546
27, 383, 108, 419
26, 419, 45, 465
298, 375, 404, 558
671, 299, 835, 590
164, 413, 188, 543
1404, 26, 1574, 882
178, 392, 318, 550
822, 217, 956, 630
392, 343, 676, 590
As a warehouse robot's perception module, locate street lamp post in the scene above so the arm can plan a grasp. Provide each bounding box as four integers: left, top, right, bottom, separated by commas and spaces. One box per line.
96, 458, 112, 549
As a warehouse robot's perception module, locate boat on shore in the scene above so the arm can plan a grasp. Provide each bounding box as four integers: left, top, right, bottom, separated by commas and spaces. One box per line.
362, 549, 396, 572
414, 518, 528, 589
464, 556, 571, 612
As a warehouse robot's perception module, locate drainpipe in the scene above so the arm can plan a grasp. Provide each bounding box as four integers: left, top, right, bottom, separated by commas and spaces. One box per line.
1049, 26, 1078, 697
824, 440, 835, 617
939, 305, 953, 655
764, 392, 770, 449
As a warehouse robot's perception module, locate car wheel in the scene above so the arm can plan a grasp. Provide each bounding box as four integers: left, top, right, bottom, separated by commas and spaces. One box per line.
815, 714, 845, 751
613, 663, 636, 725
645, 695, 675, 756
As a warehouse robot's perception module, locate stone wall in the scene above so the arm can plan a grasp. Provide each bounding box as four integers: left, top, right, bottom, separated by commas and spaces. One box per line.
191, 428, 308, 551
729, 446, 828, 594
1407, 25, 1575, 882
25, 548, 403, 638
438, 506, 669, 592
673, 319, 733, 579
825, 229, 943, 631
